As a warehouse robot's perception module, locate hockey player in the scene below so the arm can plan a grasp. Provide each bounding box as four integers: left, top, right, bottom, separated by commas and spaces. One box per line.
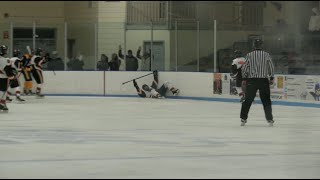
0, 45, 16, 112
6, 49, 25, 102
310, 83, 320, 101
230, 50, 246, 103
30, 48, 47, 98
133, 70, 180, 98
20, 53, 34, 95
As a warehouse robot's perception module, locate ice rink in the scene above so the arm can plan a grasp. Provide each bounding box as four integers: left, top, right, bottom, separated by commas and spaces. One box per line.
0, 96, 320, 179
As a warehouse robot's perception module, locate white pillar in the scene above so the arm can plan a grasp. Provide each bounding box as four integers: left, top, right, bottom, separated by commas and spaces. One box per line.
197, 20, 200, 72
214, 19, 217, 73
94, 23, 98, 71
175, 20, 178, 72
64, 22, 67, 71
9, 22, 13, 57
33, 21, 36, 51
151, 20, 154, 71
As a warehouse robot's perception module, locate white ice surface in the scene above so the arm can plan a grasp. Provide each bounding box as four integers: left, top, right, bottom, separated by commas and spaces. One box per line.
0, 96, 320, 179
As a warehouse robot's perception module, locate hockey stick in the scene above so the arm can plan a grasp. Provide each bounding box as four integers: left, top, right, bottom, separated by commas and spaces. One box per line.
26, 46, 32, 54
50, 57, 56, 75
122, 72, 153, 85
44, 53, 56, 76
47, 58, 56, 76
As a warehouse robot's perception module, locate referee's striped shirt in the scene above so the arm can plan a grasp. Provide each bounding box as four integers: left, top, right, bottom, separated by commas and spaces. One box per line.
241, 49, 274, 79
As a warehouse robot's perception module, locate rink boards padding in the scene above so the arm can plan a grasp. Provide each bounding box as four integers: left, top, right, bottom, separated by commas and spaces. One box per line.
16, 71, 320, 107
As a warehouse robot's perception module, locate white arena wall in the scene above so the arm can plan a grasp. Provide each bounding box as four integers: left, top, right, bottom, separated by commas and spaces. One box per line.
19, 71, 320, 107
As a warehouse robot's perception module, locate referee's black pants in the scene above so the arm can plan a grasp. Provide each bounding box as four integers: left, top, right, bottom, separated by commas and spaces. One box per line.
240, 78, 273, 121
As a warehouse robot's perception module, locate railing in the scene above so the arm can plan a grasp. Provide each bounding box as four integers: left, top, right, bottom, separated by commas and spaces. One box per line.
126, 1, 168, 24
126, 1, 264, 31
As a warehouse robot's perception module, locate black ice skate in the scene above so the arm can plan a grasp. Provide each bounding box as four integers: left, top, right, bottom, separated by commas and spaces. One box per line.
172, 89, 180, 96
6, 96, 12, 103
36, 93, 45, 98
16, 96, 26, 102
240, 119, 247, 126
267, 120, 274, 127
0, 103, 9, 113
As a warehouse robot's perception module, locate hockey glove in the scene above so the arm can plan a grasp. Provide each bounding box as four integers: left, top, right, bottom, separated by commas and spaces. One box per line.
153, 70, 158, 76
269, 77, 274, 85
133, 79, 138, 86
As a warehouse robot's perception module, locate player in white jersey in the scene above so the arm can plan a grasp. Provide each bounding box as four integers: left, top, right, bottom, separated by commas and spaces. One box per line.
230, 50, 246, 103
0, 45, 16, 112
133, 70, 180, 98
6, 49, 25, 102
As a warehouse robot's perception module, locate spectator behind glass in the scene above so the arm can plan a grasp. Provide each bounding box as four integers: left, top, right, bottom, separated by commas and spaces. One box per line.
118, 45, 139, 71
137, 46, 151, 71
97, 54, 109, 71
67, 54, 84, 71
109, 53, 121, 71
47, 51, 64, 71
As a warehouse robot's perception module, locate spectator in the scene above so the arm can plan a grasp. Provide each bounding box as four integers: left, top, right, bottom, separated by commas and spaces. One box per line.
97, 54, 109, 71
137, 47, 151, 71
67, 54, 84, 71
288, 52, 305, 74
118, 45, 139, 71
67, 59, 72, 70
109, 53, 121, 71
47, 51, 64, 71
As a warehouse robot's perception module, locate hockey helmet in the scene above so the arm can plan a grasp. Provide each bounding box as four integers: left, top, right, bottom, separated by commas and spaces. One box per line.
34, 48, 43, 56
142, 84, 151, 92
13, 49, 21, 57
0, 45, 8, 56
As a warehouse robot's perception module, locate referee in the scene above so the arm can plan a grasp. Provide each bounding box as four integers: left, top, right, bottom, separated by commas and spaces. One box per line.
240, 39, 275, 126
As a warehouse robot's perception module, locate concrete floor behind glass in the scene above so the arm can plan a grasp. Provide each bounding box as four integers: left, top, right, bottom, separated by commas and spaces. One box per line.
0, 96, 319, 179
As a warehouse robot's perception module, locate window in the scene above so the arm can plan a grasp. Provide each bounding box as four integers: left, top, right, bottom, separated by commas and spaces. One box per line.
13, 28, 57, 55
241, 2, 264, 26
159, 1, 166, 19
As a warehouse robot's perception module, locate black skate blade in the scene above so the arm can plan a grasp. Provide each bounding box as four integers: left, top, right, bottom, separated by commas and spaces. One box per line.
15, 101, 26, 104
